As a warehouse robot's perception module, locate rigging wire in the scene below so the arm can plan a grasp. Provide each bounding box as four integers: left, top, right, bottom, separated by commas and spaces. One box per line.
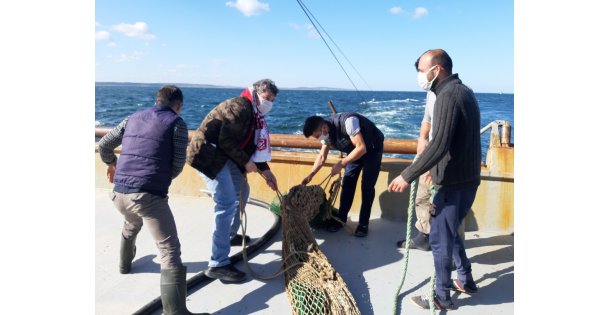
298, 0, 374, 93
295, 0, 367, 103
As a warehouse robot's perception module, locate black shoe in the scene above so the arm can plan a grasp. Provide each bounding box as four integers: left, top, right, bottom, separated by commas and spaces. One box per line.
409, 232, 431, 251
230, 234, 251, 246
326, 219, 343, 232
204, 264, 246, 283
452, 278, 478, 294
354, 225, 368, 237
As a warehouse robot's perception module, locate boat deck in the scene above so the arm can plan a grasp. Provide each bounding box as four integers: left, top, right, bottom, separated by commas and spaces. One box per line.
96, 188, 513, 315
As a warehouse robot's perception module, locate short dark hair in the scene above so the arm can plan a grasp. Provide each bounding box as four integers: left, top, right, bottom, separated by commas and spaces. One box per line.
253, 79, 279, 97
431, 50, 453, 74
156, 85, 183, 107
303, 116, 325, 137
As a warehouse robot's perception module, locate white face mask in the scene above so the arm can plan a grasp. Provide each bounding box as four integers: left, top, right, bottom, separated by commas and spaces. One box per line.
417, 65, 439, 91
318, 128, 330, 145
319, 133, 329, 145
257, 94, 273, 115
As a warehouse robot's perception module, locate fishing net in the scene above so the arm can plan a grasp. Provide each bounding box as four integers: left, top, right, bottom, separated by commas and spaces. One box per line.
270, 194, 338, 228
280, 184, 361, 315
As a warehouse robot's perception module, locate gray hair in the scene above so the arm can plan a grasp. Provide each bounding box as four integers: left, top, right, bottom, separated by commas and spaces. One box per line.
253, 78, 279, 96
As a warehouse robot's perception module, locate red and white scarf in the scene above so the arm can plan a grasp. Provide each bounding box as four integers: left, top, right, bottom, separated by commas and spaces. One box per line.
240, 87, 272, 162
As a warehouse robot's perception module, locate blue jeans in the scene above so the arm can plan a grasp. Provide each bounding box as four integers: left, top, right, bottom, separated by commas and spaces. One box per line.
429, 187, 478, 301
337, 148, 383, 227
199, 160, 250, 267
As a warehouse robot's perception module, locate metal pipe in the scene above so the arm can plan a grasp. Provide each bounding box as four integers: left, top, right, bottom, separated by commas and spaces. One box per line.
95, 126, 418, 155
501, 122, 512, 146
480, 120, 510, 135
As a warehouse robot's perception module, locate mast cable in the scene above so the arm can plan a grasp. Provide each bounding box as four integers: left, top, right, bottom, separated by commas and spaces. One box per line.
298, 0, 374, 92
295, 0, 366, 103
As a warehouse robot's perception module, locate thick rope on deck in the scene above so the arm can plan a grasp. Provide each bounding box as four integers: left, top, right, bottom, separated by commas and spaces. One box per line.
390, 161, 439, 315
392, 175, 418, 315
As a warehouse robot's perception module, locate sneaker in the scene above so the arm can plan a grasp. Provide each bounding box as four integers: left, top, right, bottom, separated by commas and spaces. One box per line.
452, 278, 478, 294
326, 218, 343, 233
204, 264, 246, 283
354, 225, 368, 237
409, 295, 456, 311
229, 234, 251, 246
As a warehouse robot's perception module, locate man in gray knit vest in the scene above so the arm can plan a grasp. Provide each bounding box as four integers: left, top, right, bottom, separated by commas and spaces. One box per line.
388, 49, 481, 311
98, 85, 208, 315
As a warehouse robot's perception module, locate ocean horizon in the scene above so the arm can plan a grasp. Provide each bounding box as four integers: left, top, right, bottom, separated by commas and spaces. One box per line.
95, 82, 514, 161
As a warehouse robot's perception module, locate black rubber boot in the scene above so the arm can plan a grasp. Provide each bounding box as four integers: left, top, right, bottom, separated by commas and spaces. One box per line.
119, 234, 137, 274
409, 232, 431, 251
161, 266, 210, 315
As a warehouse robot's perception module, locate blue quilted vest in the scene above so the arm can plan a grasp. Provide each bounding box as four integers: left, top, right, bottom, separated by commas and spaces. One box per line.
113, 105, 180, 196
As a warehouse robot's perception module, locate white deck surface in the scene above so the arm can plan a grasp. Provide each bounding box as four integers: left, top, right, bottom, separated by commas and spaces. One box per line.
96, 188, 513, 315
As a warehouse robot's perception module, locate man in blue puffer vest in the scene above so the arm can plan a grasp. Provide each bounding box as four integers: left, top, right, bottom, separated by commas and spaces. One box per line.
98, 85, 208, 315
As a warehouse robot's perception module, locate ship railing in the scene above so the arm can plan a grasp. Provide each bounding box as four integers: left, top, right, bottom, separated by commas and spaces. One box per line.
96, 120, 512, 154
480, 120, 512, 148
95, 127, 419, 155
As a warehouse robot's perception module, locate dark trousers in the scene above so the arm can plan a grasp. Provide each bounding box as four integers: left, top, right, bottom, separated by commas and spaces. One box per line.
337, 148, 383, 227
429, 187, 478, 301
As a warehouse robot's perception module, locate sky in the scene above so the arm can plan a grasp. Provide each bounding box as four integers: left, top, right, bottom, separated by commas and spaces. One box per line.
95, 0, 514, 93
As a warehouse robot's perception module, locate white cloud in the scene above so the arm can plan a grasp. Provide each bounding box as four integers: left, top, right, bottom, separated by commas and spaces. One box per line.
389, 7, 403, 15
95, 31, 110, 41
226, 0, 269, 16
95, 21, 101, 28
96, 30, 117, 47
288, 23, 301, 30
413, 7, 428, 19
112, 22, 156, 40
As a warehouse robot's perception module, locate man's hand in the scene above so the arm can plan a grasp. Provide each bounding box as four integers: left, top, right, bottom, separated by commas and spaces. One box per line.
423, 171, 432, 186
262, 169, 278, 191
107, 164, 116, 183
331, 161, 344, 176
301, 174, 313, 185
388, 175, 409, 193
245, 161, 258, 173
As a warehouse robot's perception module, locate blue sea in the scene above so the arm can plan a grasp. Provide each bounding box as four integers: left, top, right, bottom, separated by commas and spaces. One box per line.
95, 83, 514, 161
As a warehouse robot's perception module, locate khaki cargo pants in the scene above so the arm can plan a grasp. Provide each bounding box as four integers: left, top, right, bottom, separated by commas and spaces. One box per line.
112, 191, 183, 269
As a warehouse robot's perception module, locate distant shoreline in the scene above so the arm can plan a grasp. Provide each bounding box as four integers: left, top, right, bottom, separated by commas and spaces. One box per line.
95, 82, 513, 95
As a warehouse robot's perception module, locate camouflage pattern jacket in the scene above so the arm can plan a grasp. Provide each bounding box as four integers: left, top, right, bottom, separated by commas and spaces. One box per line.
186, 96, 269, 179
